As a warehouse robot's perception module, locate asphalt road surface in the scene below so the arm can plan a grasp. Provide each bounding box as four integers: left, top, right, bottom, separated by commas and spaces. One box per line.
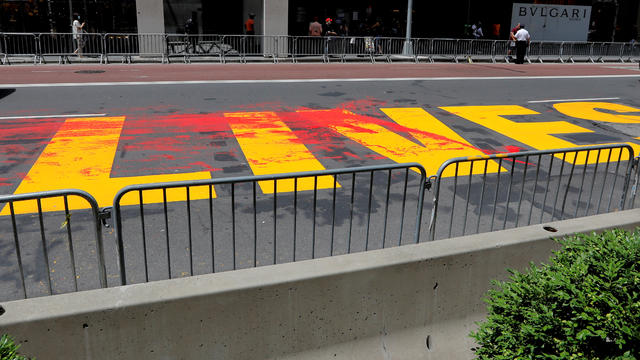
1, 62, 640, 301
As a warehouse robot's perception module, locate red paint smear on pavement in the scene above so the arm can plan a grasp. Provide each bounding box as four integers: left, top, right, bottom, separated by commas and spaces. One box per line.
0, 118, 65, 184
289, 108, 481, 153
480, 146, 536, 165
338, 98, 388, 114
188, 161, 221, 171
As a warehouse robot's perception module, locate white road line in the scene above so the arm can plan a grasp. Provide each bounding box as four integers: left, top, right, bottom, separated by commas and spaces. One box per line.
0, 113, 107, 120
528, 97, 621, 103
2, 74, 640, 88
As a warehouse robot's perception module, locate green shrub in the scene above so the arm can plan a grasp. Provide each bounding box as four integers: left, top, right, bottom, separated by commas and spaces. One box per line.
471, 229, 640, 359
0, 335, 30, 360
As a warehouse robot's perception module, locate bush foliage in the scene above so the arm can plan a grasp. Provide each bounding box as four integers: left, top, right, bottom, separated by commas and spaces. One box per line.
471, 229, 640, 359
0, 334, 30, 360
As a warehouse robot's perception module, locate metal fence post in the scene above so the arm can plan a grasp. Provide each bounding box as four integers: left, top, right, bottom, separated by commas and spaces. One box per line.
1, 33, 7, 65
34, 33, 41, 64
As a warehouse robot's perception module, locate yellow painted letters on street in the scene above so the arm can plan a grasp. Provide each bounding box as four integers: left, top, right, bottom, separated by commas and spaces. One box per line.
553, 102, 640, 124
225, 111, 337, 193
303, 108, 503, 177
3, 116, 213, 214
441, 105, 639, 164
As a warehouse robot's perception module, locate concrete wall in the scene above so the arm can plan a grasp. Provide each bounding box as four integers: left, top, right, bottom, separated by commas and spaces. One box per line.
136, 0, 165, 33
2, 209, 639, 360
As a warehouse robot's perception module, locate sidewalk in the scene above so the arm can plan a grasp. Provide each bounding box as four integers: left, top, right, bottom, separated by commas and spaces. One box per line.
1, 63, 639, 86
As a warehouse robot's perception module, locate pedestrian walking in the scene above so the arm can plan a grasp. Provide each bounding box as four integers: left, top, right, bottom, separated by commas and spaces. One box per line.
72, 14, 85, 56
245, 13, 257, 53
514, 24, 530, 64
245, 13, 256, 35
184, 15, 198, 54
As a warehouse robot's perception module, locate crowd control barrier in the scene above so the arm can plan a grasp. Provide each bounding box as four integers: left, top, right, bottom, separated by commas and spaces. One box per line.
0, 190, 108, 300
0, 32, 638, 64
112, 163, 427, 285
2, 144, 640, 301
428, 144, 635, 240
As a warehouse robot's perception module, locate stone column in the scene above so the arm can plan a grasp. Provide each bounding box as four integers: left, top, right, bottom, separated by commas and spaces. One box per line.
136, 0, 165, 33
135, 0, 165, 56
263, 0, 288, 57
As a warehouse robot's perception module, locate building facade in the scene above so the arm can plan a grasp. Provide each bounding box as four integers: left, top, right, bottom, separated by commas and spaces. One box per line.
1, 0, 638, 42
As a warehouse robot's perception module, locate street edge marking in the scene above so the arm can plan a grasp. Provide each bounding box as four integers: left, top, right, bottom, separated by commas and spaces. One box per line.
528, 97, 621, 103
2, 74, 640, 88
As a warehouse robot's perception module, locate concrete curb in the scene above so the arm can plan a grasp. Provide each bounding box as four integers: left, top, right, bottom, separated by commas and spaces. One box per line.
2, 208, 639, 359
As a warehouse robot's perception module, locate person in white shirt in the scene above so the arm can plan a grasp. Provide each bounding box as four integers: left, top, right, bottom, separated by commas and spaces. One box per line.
514, 24, 530, 64
72, 15, 85, 55
472, 22, 484, 39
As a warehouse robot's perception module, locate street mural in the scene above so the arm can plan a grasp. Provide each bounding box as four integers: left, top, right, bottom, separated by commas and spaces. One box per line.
1, 100, 639, 213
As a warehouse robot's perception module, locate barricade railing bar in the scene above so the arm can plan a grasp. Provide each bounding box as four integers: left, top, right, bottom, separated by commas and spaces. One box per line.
0, 189, 107, 300
5, 145, 640, 300
427, 144, 635, 240
112, 163, 427, 285
1, 32, 638, 64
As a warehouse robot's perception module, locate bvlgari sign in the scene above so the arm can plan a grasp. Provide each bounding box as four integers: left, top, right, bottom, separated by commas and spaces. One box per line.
511, 3, 592, 41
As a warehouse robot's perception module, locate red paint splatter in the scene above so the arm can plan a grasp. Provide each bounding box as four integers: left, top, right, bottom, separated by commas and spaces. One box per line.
188, 161, 221, 171
480, 146, 536, 166
343, 152, 361, 160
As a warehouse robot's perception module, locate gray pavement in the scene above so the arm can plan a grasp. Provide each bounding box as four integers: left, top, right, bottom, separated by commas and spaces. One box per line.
1, 74, 640, 301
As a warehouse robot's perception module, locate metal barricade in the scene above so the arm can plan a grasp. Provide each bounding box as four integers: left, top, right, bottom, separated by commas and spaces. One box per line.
1, 32, 38, 64
528, 41, 564, 63
0, 34, 638, 65
494, 40, 511, 62
465, 39, 494, 63
112, 164, 427, 285
0, 190, 108, 301
626, 156, 640, 209
38, 33, 103, 64
593, 42, 625, 62
323, 36, 348, 63
631, 43, 640, 62
372, 37, 410, 63
413, 38, 433, 63
104, 33, 166, 63
219, 34, 248, 63
564, 42, 593, 63
621, 43, 637, 62
428, 144, 635, 240
166, 34, 226, 63
431, 38, 459, 63
292, 36, 328, 62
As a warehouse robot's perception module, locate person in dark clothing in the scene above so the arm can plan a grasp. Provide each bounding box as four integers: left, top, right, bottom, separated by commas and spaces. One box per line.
514, 24, 530, 64
184, 15, 198, 54
324, 18, 337, 56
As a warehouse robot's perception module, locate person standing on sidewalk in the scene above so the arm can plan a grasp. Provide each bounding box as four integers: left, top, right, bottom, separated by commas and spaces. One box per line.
309, 17, 323, 55
72, 15, 85, 56
514, 24, 530, 64
508, 23, 520, 60
244, 13, 257, 53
